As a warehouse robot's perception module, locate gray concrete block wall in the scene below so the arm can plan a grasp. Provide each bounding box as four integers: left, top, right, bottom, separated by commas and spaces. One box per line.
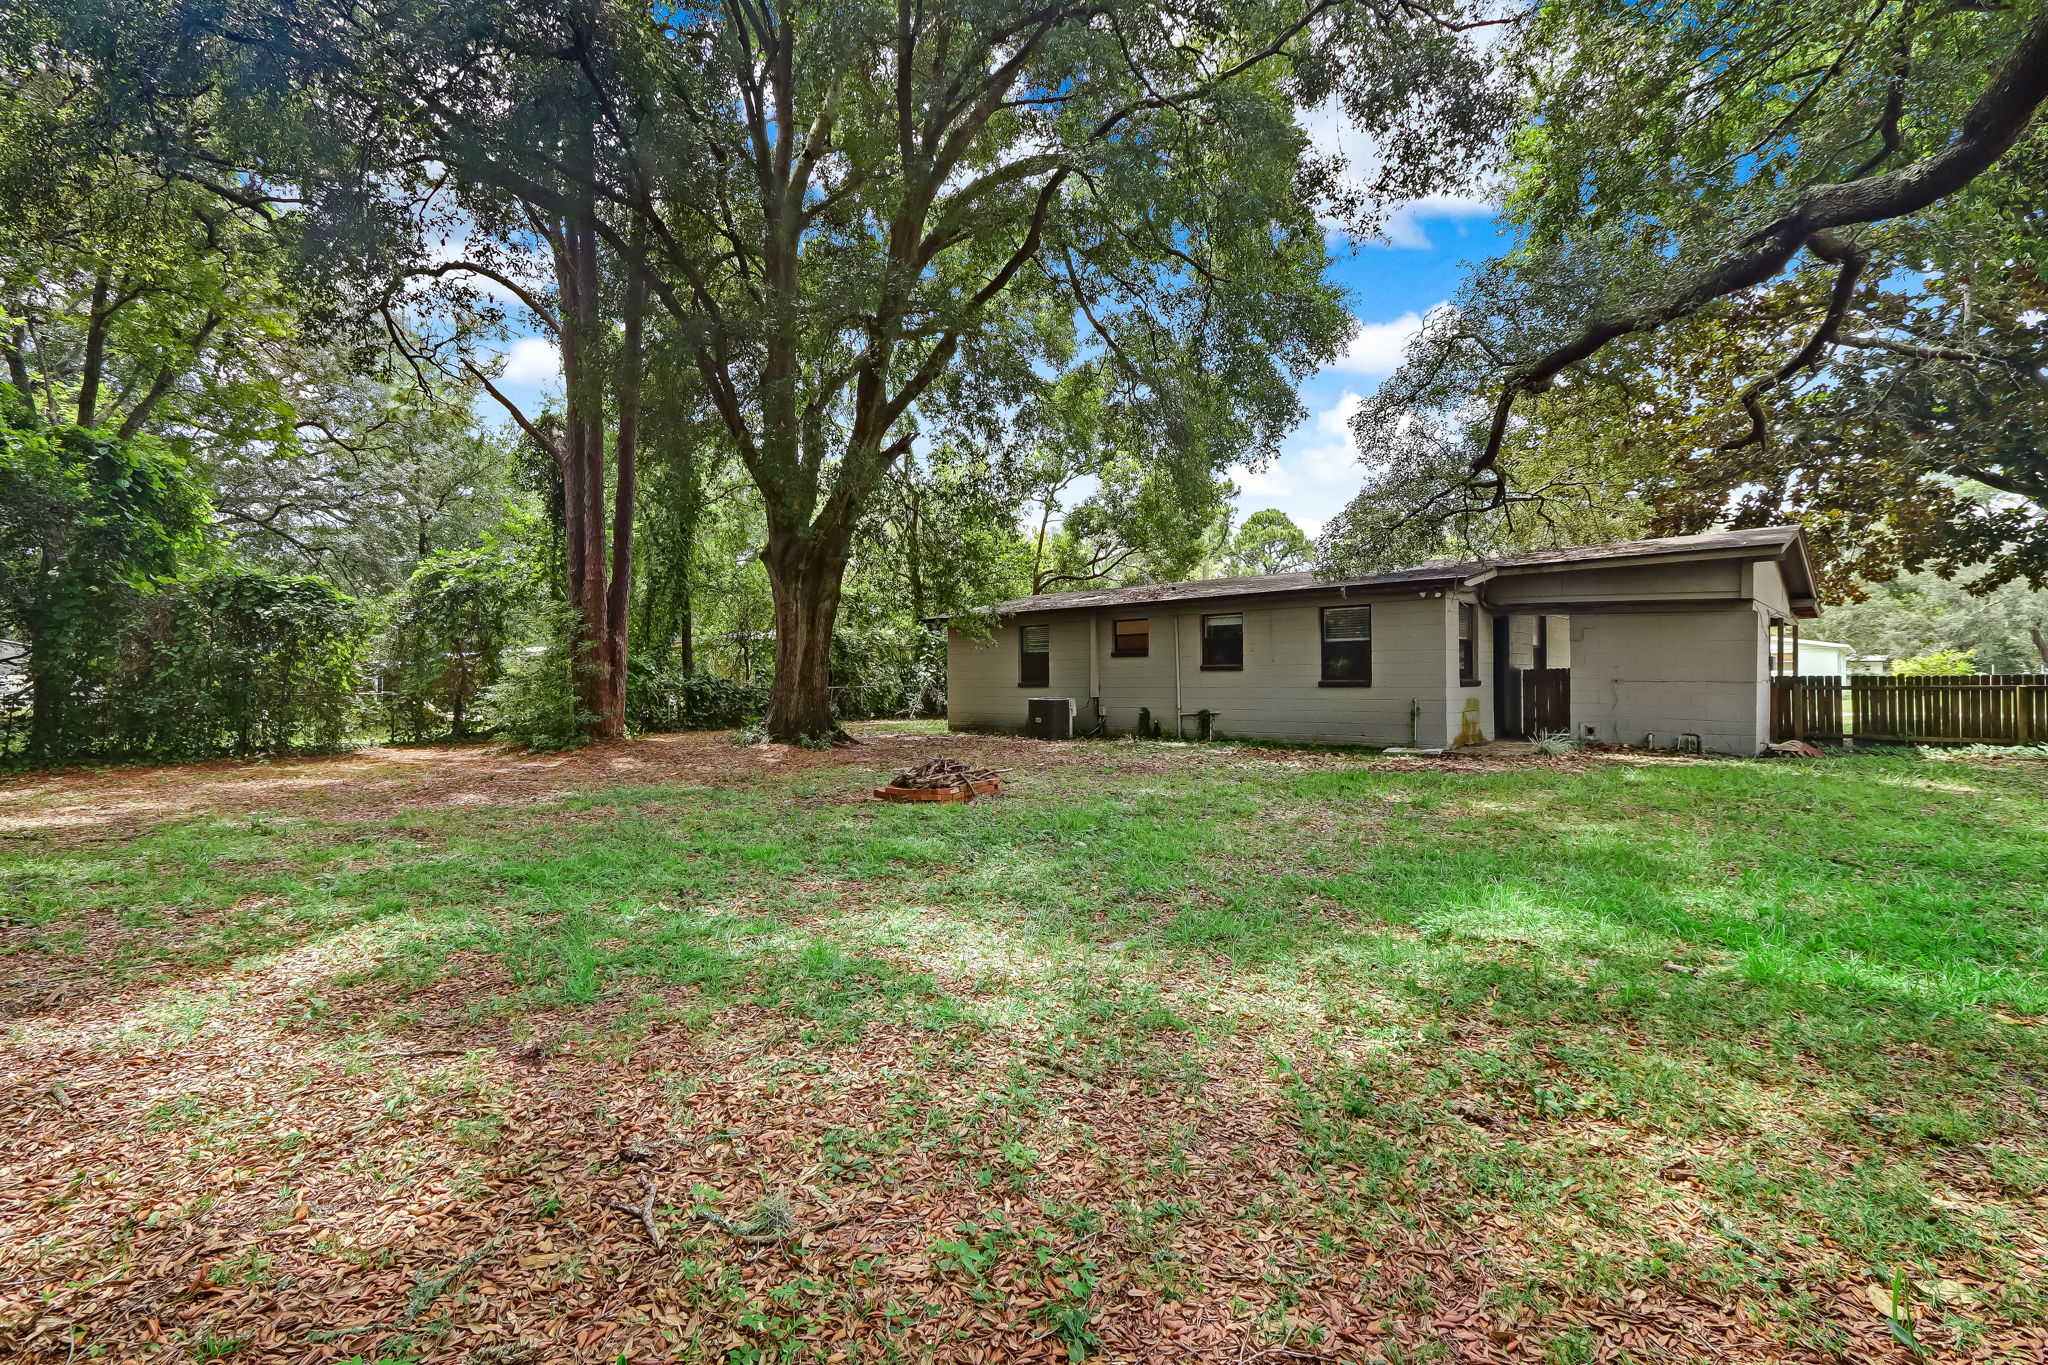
945, 616, 1094, 733
947, 592, 1469, 746
1158, 594, 1457, 746
1568, 607, 1770, 753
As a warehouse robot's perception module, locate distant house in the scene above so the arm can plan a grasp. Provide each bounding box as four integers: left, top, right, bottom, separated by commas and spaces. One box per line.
1776, 637, 1854, 677
939, 527, 1820, 755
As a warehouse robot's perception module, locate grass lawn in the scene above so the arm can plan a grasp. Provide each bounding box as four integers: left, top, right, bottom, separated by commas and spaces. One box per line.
2, 725, 2046, 1364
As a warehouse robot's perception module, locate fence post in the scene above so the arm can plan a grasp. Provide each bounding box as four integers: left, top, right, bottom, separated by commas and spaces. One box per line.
2022, 686, 2035, 744
1791, 679, 1805, 742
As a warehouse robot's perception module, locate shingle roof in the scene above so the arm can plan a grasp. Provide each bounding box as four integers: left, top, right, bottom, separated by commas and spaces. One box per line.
944, 526, 1812, 619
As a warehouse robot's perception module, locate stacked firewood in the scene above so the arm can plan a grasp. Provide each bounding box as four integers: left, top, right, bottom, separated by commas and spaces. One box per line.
887, 756, 1000, 791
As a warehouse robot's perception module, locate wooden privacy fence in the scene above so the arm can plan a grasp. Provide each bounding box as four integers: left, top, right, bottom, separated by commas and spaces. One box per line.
1771, 675, 2048, 744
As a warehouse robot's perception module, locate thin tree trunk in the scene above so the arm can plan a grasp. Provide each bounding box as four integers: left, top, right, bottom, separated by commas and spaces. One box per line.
2030, 625, 2047, 669
27, 663, 64, 765
556, 198, 618, 739
604, 263, 647, 734
677, 594, 694, 675
76, 272, 112, 428
3, 322, 30, 394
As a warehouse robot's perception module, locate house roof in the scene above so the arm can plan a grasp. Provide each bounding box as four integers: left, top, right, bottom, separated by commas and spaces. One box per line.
944, 526, 1817, 620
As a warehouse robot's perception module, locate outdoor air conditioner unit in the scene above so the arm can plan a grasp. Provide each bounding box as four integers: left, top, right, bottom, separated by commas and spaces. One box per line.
1026, 696, 1073, 740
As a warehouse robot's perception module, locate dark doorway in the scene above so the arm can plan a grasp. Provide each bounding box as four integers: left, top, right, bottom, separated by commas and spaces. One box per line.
1493, 614, 1520, 737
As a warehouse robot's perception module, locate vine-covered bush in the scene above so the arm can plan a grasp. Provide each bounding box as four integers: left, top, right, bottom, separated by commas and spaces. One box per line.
477, 600, 594, 751
380, 533, 540, 742
0, 388, 209, 763
828, 619, 944, 720
106, 569, 368, 759
626, 653, 769, 733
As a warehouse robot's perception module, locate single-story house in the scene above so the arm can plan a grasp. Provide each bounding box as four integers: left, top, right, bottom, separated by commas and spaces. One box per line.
939, 526, 1820, 755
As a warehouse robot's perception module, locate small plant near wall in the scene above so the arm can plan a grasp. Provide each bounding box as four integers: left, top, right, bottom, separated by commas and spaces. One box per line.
1530, 731, 1581, 757
1195, 709, 1215, 741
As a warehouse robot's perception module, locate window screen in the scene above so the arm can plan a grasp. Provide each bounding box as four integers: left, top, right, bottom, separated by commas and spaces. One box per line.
1020, 624, 1049, 687
1320, 605, 1371, 684
1201, 613, 1244, 669
1458, 603, 1479, 684
1112, 619, 1149, 656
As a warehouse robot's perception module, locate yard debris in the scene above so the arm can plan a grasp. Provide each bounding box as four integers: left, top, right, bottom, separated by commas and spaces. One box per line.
695, 1192, 797, 1244
1021, 1048, 1096, 1084
603, 1171, 667, 1250
1445, 1096, 1505, 1130
1766, 740, 1826, 757
873, 755, 1004, 802
510, 1029, 561, 1068
400, 1238, 505, 1325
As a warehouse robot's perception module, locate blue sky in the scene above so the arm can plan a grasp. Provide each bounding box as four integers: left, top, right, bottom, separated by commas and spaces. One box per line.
1235, 202, 1504, 536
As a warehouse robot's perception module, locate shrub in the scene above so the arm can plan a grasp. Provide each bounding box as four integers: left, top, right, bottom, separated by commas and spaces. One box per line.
828, 616, 943, 720
1893, 649, 1977, 677
477, 601, 593, 751
380, 533, 541, 742
106, 568, 367, 760
0, 390, 209, 763
626, 653, 769, 733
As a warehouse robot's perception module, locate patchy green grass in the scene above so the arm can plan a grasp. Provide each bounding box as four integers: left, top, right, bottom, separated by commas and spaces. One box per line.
3, 734, 2045, 1362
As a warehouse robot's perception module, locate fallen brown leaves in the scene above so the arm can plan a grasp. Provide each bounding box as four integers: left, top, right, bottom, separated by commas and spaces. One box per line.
2, 730, 2041, 1363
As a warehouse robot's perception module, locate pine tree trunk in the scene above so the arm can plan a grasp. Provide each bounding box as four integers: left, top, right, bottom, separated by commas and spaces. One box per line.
602, 265, 646, 736
762, 531, 845, 742
556, 201, 622, 740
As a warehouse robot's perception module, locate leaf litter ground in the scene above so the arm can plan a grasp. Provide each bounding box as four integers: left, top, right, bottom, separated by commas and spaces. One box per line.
3, 724, 2045, 1362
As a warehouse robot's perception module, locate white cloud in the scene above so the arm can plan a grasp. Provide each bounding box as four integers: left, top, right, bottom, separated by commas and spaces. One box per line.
1330, 311, 1427, 377
1228, 389, 1370, 518
498, 336, 562, 386
1296, 98, 1499, 250
1375, 194, 1498, 249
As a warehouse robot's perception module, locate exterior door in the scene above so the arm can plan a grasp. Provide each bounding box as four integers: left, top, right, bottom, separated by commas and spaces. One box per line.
1524, 668, 1570, 735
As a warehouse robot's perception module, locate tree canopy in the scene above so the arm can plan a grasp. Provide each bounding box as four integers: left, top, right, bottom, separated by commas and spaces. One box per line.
125, 0, 1506, 736
1324, 0, 2048, 592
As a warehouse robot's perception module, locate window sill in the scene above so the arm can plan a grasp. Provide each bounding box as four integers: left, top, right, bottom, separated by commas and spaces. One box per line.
1459, 678, 1482, 688
1200, 664, 1243, 672
1319, 679, 1372, 688
1109, 651, 1149, 658
1018, 682, 1051, 689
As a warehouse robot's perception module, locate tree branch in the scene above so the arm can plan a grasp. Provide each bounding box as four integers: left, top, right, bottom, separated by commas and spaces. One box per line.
1468, 3, 2048, 479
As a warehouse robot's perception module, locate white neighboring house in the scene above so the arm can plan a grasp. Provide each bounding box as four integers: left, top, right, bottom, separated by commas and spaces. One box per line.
939, 527, 1821, 755
1791, 639, 1854, 677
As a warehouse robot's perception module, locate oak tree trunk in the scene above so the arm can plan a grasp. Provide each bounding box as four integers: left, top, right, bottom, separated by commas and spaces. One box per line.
761, 531, 846, 742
